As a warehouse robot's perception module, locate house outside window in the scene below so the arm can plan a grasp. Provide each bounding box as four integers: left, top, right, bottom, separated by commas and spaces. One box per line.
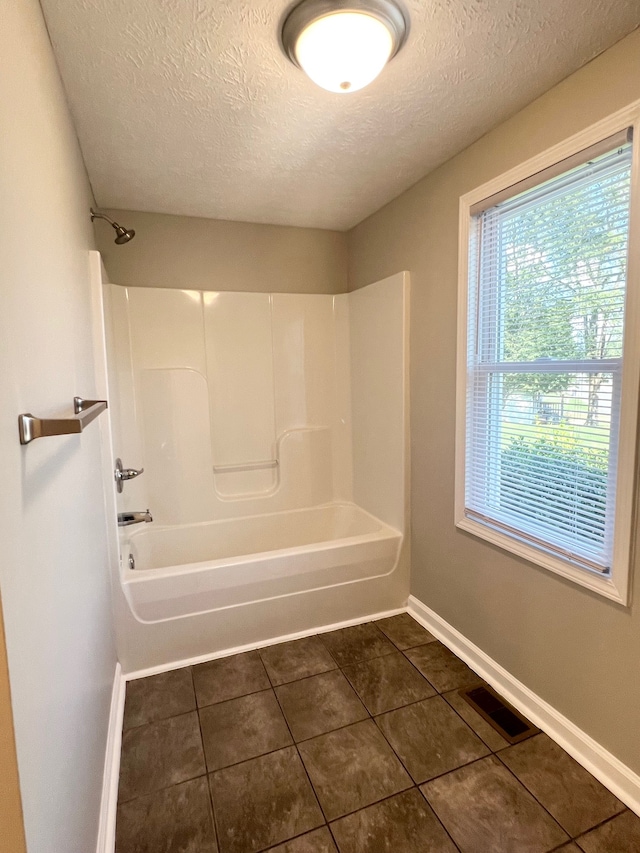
456, 109, 640, 604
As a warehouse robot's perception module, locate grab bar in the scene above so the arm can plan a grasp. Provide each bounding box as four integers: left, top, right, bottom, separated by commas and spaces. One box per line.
213, 459, 278, 474
18, 397, 108, 445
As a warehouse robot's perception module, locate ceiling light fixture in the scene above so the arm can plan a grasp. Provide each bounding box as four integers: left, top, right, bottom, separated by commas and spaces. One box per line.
281, 0, 408, 94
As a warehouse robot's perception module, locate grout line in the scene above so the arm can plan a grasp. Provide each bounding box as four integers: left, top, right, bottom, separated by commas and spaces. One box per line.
319, 645, 399, 668
493, 748, 575, 842
258, 825, 332, 853
440, 689, 510, 753
269, 664, 332, 826
316, 621, 400, 668
326, 786, 415, 825
263, 664, 340, 690
119, 620, 450, 802
197, 685, 275, 717
413, 786, 464, 853
347, 679, 465, 853
259, 642, 333, 828
547, 843, 578, 852
368, 690, 442, 721
292, 713, 372, 746
120, 705, 200, 735
122, 616, 625, 851
324, 784, 462, 853
569, 808, 630, 846
406, 751, 491, 789
193, 653, 272, 711
116, 771, 210, 806
323, 623, 463, 849
263, 623, 437, 835
194, 685, 268, 711
495, 730, 629, 845
201, 716, 294, 776
192, 667, 221, 849
326, 820, 341, 852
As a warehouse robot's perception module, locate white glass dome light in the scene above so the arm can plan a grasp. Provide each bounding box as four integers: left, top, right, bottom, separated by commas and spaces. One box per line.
282, 0, 408, 94
295, 12, 393, 93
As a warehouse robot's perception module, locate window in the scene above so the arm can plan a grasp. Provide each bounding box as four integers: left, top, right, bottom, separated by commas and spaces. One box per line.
456, 112, 640, 603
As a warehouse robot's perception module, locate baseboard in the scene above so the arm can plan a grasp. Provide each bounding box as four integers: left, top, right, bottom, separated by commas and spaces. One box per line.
125, 605, 407, 681
96, 662, 126, 853
408, 594, 640, 817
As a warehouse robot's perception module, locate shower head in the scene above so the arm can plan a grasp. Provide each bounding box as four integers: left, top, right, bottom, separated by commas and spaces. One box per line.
113, 225, 136, 244
90, 208, 136, 244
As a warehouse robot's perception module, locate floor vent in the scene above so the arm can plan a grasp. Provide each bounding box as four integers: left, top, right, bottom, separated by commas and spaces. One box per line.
459, 685, 540, 745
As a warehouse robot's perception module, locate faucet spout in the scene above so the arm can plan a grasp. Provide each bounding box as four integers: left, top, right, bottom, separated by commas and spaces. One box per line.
117, 509, 153, 527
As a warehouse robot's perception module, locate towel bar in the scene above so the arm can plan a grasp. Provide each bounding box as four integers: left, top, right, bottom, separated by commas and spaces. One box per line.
18, 397, 108, 445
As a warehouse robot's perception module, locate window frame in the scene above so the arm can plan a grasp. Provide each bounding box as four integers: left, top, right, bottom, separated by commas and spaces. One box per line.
455, 104, 640, 605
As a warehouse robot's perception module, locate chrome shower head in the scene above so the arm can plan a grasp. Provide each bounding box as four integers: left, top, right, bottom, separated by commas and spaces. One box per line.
90, 208, 136, 244
114, 225, 136, 244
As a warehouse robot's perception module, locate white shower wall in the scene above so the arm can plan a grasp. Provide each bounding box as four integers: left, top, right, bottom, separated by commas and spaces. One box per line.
109, 287, 354, 525
104, 272, 409, 671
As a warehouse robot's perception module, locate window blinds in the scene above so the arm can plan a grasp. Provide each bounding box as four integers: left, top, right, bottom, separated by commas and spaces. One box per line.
465, 139, 633, 574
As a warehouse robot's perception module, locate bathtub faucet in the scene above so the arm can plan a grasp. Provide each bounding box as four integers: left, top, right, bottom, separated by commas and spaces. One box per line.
117, 509, 153, 527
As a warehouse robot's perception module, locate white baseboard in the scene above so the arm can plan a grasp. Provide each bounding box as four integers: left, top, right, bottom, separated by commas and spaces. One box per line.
124, 605, 407, 681
96, 662, 126, 853
408, 594, 640, 817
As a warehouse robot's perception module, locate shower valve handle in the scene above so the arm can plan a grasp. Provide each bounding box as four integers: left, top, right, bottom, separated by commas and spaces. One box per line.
114, 457, 145, 493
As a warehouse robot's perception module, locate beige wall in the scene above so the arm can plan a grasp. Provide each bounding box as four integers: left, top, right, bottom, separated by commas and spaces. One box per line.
0, 599, 25, 853
1, 1, 118, 850
96, 210, 348, 294
348, 28, 640, 773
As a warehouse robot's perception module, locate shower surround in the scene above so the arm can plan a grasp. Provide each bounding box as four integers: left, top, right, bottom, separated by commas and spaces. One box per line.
104, 273, 409, 673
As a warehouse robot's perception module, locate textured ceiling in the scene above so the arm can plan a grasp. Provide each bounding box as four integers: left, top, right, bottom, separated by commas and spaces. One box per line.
41, 0, 639, 230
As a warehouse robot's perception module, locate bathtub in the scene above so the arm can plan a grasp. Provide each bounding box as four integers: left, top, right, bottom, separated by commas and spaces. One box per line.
121, 503, 402, 623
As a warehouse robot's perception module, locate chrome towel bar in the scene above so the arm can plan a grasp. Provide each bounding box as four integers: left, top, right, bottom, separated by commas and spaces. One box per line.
18, 397, 108, 445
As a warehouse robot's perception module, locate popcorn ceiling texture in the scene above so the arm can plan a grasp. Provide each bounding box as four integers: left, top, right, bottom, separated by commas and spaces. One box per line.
40, 0, 639, 230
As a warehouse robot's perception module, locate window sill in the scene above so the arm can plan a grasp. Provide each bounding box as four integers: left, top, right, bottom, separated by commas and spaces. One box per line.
455, 515, 629, 605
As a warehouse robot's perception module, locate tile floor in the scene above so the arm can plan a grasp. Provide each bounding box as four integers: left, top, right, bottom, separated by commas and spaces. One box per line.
116, 614, 640, 853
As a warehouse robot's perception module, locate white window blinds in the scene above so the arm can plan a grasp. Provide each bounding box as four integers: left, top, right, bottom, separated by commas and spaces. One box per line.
464, 137, 633, 574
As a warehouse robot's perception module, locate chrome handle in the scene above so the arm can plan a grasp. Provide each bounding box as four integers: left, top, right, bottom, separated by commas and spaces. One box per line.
117, 509, 153, 527
114, 458, 145, 493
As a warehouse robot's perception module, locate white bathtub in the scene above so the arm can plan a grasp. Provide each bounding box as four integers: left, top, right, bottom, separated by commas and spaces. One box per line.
121, 503, 402, 623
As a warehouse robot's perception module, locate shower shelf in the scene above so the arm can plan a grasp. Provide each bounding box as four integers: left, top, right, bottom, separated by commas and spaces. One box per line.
18, 397, 108, 445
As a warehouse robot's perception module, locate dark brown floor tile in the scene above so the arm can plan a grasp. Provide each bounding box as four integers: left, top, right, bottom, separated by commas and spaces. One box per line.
342, 651, 435, 715
115, 776, 217, 853
375, 613, 437, 650
576, 810, 640, 852
376, 695, 489, 783
123, 668, 196, 731
199, 689, 292, 771
330, 788, 457, 853
500, 733, 624, 837
268, 827, 337, 852
556, 845, 581, 852
259, 636, 337, 686
298, 719, 411, 821
422, 755, 569, 853
405, 642, 482, 693
443, 688, 510, 751
193, 651, 270, 708
319, 623, 395, 667
275, 670, 368, 742
118, 712, 206, 803
210, 746, 323, 853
